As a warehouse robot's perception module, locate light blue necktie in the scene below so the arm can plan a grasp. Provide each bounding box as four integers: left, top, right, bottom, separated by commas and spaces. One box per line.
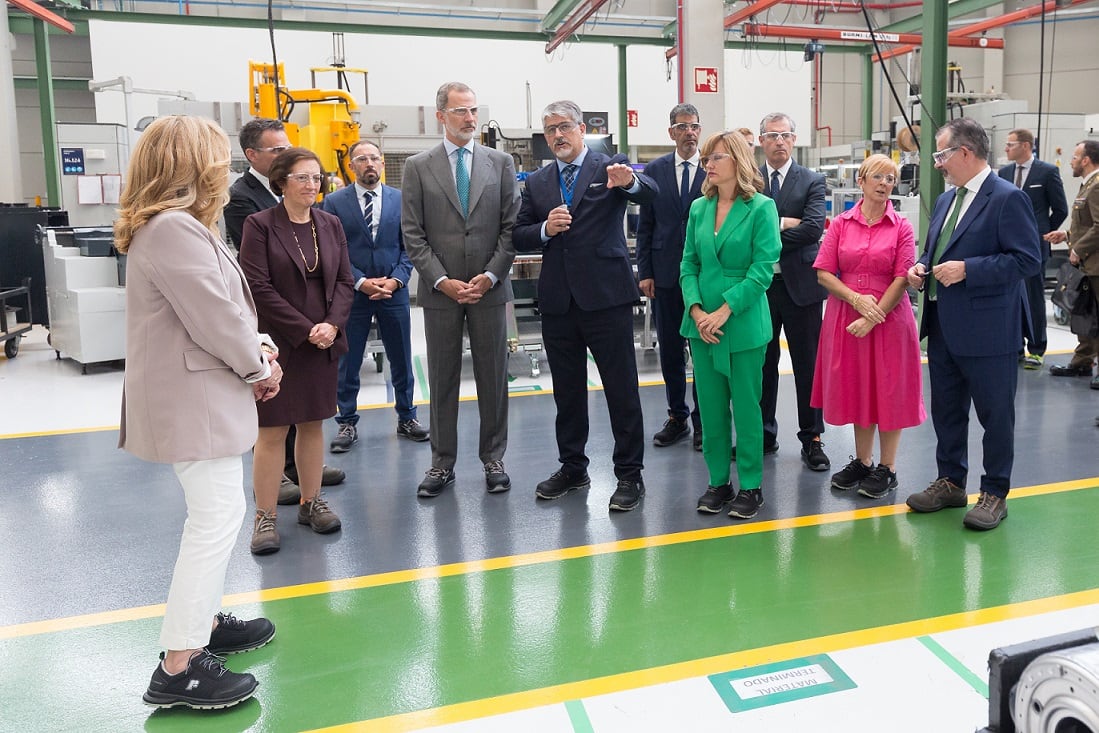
456, 147, 470, 218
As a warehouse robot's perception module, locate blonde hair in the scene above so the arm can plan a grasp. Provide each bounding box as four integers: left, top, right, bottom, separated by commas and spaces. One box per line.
114, 115, 231, 253
856, 153, 900, 184
700, 131, 764, 201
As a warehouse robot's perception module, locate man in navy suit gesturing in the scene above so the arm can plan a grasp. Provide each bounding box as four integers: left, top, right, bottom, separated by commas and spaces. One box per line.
514, 100, 657, 512
906, 118, 1041, 530
637, 103, 705, 450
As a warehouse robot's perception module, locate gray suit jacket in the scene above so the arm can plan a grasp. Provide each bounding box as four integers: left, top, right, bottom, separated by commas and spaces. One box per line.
401, 142, 520, 309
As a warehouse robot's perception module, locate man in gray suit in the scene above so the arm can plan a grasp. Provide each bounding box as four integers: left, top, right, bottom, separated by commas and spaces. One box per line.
402, 81, 520, 498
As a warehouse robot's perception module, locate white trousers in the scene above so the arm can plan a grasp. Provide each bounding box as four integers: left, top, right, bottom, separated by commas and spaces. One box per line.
159, 455, 247, 650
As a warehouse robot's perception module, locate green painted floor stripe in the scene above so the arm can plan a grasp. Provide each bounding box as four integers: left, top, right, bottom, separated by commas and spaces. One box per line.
917, 635, 990, 698
4, 488, 1097, 731
564, 699, 596, 733
412, 354, 430, 402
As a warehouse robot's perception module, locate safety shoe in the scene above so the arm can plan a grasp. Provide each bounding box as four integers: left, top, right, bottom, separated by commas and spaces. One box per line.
206, 612, 275, 656
298, 494, 341, 534
1049, 363, 1092, 377
417, 467, 455, 498
397, 418, 430, 442
535, 469, 591, 500
1023, 354, 1043, 370
142, 650, 257, 710
963, 491, 1008, 530
330, 423, 357, 453
727, 488, 764, 520
609, 479, 645, 511
277, 475, 301, 506
249, 510, 279, 555
905, 477, 967, 513
284, 464, 346, 486
857, 464, 898, 499
831, 457, 872, 491
653, 417, 690, 447
693, 429, 703, 452
801, 438, 830, 471
484, 460, 511, 493
697, 483, 734, 514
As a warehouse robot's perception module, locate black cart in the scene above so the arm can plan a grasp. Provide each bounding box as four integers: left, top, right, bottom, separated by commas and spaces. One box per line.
0, 277, 33, 359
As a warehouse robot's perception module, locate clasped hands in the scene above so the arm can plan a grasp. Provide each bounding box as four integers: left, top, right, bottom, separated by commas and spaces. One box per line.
309, 322, 339, 350
691, 303, 730, 345
359, 277, 400, 300
846, 292, 886, 339
253, 350, 282, 402
439, 274, 492, 304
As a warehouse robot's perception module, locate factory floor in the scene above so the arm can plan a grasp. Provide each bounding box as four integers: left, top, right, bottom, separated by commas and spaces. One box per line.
1, 307, 1097, 733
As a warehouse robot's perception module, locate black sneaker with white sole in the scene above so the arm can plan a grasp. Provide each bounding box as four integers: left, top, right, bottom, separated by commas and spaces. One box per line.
206, 612, 275, 656
727, 488, 764, 520
857, 464, 898, 499
142, 650, 257, 710
830, 458, 872, 491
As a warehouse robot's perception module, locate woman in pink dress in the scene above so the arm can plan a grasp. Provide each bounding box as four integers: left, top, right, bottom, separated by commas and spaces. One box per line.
811, 154, 926, 499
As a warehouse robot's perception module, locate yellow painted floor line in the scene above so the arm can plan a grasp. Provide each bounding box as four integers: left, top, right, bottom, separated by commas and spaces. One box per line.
4, 476, 1095, 642
309, 587, 1099, 733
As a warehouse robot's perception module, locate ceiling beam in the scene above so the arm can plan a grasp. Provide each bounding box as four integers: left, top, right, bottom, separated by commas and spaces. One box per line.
545, 0, 612, 53
742, 22, 1004, 48
7, 0, 75, 33
723, 0, 787, 29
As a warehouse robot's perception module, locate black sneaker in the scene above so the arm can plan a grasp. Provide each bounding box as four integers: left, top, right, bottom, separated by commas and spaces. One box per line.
652, 417, 690, 447
609, 479, 644, 511
417, 467, 455, 498
831, 457, 872, 491
397, 418, 430, 442
857, 464, 898, 499
484, 460, 511, 493
697, 483, 734, 513
142, 650, 258, 710
693, 429, 703, 452
206, 612, 275, 656
727, 488, 764, 520
801, 439, 830, 471
330, 423, 357, 453
535, 469, 591, 500
731, 442, 779, 461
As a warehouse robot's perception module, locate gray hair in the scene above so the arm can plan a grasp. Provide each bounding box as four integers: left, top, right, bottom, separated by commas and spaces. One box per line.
939, 117, 989, 161
669, 103, 699, 126
239, 117, 285, 155
435, 82, 474, 112
759, 112, 796, 135
541, 100, 583, 126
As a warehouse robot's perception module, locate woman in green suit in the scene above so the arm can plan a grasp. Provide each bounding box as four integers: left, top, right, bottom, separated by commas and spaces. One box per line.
681, 131, 781, 520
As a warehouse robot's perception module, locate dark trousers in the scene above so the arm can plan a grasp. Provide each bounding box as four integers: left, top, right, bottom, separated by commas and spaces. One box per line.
652, 285, 700, 428
1021, 259, 1048, 355
926, 305, 1017, 497
761, 276, 824, 446
336, 294, 416, 426
542, 301, 644, 481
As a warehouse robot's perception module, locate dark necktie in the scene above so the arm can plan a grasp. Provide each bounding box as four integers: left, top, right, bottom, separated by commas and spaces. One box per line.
680, 161, 692, 211
929, 187, 968, 300
456, 148, 470, 217
1014, 165, 1023, 188
363, 190, 374, 233
770, 169, 781, 200
563, 164, 578, 199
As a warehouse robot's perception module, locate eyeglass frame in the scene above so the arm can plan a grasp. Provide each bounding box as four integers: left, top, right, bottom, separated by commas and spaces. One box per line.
285, 173, 325, 185
931, 146, 963, 165
670, 123, 702, 133
863, 173, 898, 184
351, 153, 383, 164
543, 121, 580, 137
443, 106, 479, 117
251, 145, 290, 154
759, 132, 796, 143
700, 152, 731, 167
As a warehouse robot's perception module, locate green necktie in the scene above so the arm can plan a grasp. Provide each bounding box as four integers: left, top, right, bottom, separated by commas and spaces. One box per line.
929, 187, 967, 300
456, 147, 470, 218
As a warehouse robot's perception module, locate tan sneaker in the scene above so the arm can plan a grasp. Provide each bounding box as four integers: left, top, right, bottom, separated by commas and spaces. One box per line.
250, 510, 280, 555
963, 491, 1008, 530
298, 494, 341, 534
277, 475, 301, 505
906, 478, 967, 513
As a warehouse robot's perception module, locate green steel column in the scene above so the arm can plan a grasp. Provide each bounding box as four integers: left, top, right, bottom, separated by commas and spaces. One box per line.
34, 19, 61, 208
862, 55, 873, 141
919, 0, 948, 245
617, 44, 629, 153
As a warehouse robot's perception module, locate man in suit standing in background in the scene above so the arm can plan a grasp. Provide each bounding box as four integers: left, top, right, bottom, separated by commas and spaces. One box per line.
223, 117, 344, 502
905, 117, 1041, 530
513, 100, 657, 512
998, 128, 1068, 370
402, 81, 520, 498
756, 112, 830, 472
637, 103, 705, 451
322, 140, 428, 455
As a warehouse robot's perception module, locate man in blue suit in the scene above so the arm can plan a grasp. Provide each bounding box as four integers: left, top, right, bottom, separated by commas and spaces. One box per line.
998, 128, 1068, 369
905, 118, 1041, 530
322, 140, 427, 453
514, 99, 657, 512
637, 103, 705, 450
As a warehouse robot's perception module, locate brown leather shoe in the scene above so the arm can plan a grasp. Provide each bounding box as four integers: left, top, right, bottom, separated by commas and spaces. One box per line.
250, 510, 280, 555
906, 477, 967, 513
298, 494, 341, 534
963, 491, 1008, 530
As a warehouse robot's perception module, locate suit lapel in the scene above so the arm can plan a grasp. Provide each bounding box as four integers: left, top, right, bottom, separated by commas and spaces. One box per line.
272, 205, 307, 280
568, 153, 600, 211
714, 197, 749, 256
343, 187, 373, 245
948, 176, 993, 247
316, 214, 337, 299
426, 144, 464, 217
468, 146, 491, 215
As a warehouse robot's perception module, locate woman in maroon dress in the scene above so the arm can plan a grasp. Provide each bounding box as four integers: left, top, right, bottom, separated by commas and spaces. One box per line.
240, 147, 354, 554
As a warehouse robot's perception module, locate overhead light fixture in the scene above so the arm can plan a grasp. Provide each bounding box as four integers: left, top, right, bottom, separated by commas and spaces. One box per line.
804, 40, 824, 61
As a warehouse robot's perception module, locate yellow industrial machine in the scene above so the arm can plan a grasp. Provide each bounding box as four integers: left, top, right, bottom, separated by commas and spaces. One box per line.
248, 58, 366, 183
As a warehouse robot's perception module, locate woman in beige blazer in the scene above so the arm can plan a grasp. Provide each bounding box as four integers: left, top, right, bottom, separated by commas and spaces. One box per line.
116, 116, 282, 710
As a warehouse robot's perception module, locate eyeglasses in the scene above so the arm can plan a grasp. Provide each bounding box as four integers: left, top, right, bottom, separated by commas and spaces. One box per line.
544, 121, 579, 137
252, 145, 290, 154
1004, 141, 1022, 148
760, 132, 795, 143
866, 173, 897, 184
671, 123, 702, 133
444, 106, 478, 117
700, 152, 731, 167
285, 174, 324, 185
351, 154, 383, 164
931, 146, 961, 165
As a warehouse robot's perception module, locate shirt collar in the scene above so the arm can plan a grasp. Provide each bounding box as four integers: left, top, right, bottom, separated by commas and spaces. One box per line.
957, 165, 992, 195
249, 167, 276, 197
443, 138, 475, 158
766, 159, 793, 179
557, 146, 589, 171
847, 199, 899, 225
675, 151, 700, 167
1017, 155, 1034, 169
354, 181, 380, 197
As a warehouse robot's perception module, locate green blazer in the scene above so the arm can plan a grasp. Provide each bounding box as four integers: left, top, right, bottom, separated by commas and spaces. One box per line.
679, 193, 780, 373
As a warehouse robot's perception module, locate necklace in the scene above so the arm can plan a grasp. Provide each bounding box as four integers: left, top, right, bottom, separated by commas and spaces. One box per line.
863, 210, 885, 226
290, 218, 320, 273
